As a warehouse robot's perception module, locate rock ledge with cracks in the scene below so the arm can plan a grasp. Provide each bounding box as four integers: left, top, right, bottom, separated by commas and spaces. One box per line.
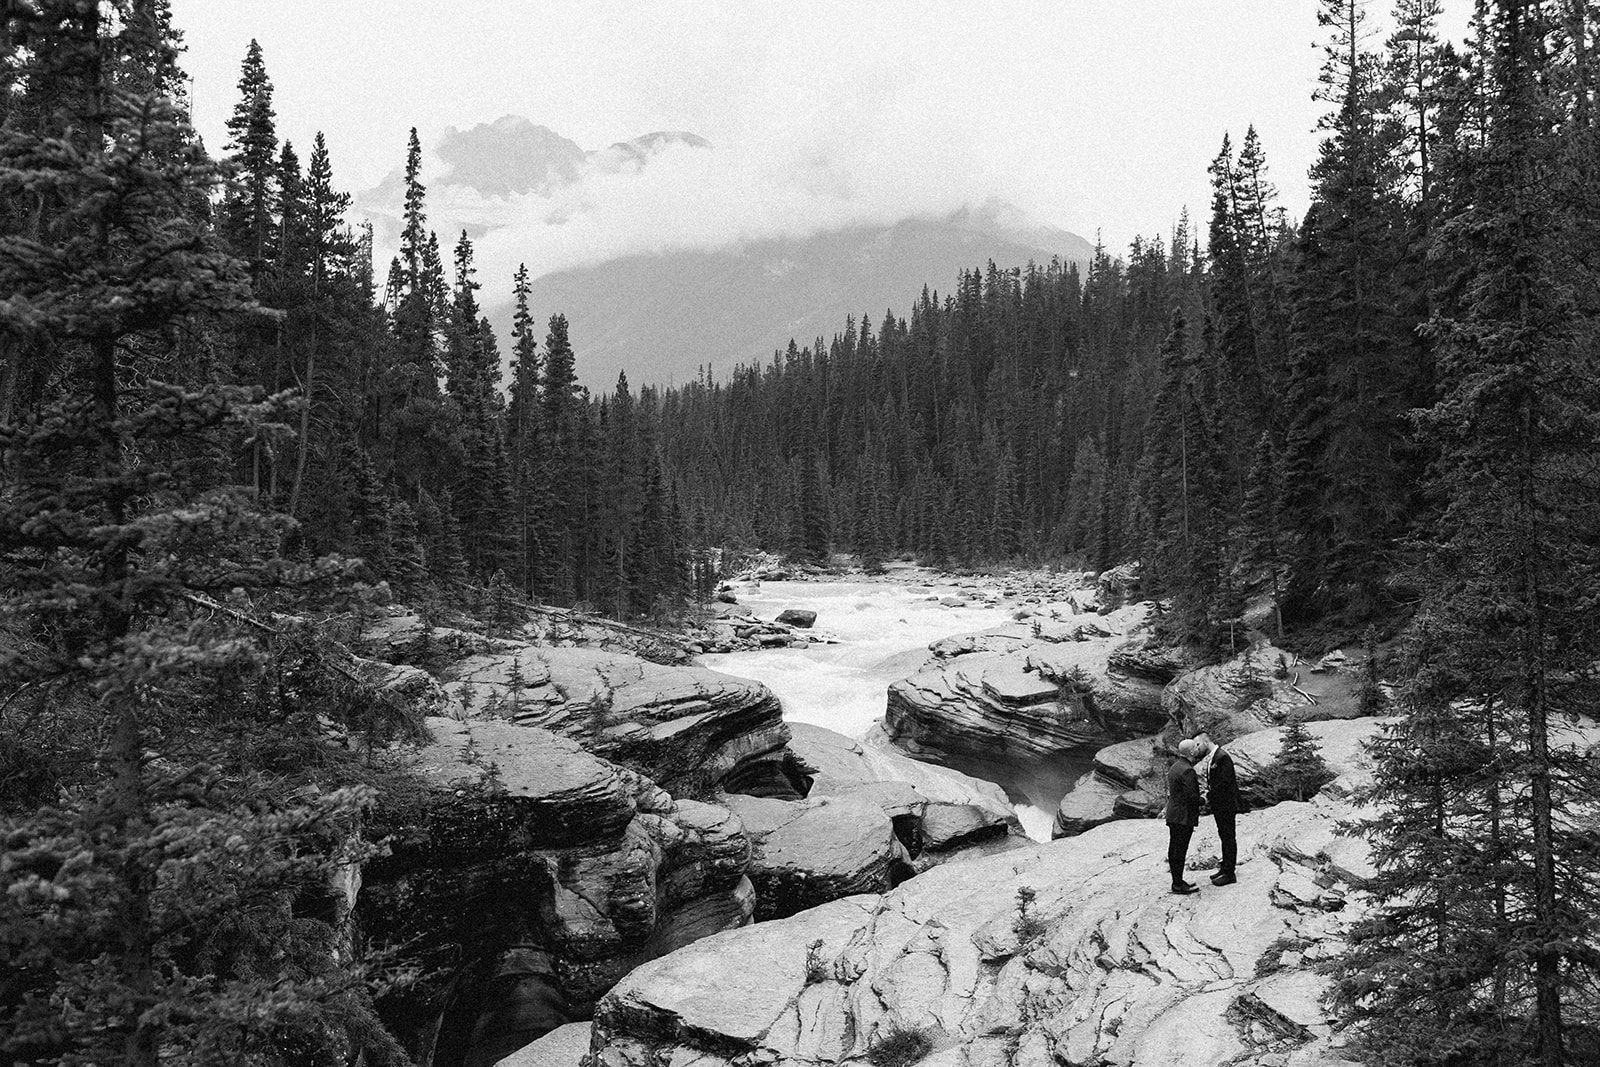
589, 780, 1377, 1067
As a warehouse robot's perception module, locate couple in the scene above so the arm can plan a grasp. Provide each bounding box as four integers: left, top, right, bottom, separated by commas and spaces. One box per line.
1165, 735, 1242, 895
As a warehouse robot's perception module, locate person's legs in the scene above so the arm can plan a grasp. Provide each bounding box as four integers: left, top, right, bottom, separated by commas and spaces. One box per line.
1167, 824, 1194, 887
1216, 812, 1237, 875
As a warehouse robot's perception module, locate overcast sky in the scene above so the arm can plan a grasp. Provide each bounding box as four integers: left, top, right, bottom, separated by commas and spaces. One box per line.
169, 1, 1473, 273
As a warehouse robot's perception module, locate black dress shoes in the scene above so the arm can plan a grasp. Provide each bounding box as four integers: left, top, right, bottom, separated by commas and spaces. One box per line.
1210, 872, 1237, 886
1171, 882, 1200, 895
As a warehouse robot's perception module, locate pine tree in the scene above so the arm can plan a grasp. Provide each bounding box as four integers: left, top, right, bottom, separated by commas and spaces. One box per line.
1280, 0, 1421, 628
418, 489, 468, 591
1237, 431, 1288, 638
506, 264, 544, 592
1272, 721, 1333, 802
0, 6, 398, 1061
221, 38, 277, 276
1342, 7, 1600, 1061
1358, 624, 1388, 715
1336, 619, 1523, 1064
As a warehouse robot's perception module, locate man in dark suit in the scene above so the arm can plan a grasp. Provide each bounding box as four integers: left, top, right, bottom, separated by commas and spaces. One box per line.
1165, 738, 1202, 895
1196, 736, 1244, 886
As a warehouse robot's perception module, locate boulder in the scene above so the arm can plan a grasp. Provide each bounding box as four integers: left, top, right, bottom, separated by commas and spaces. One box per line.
592, 792, 1372, 1067
1051, 770, 1123, 838
354, 656, 460, 719
720, 794, 901, 920
776, 608, 818, 628
1095, 560, 1142, 609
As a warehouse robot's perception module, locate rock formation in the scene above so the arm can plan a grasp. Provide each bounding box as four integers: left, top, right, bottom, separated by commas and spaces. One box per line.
883, 604, 1167, 765
1051, 641, 1380, 837
1163, 641, 1367, 743
363, 610, 791, 798
589, 786, 1375, 1067
360, 716, 759, 1067
352, 603, 1033, 1067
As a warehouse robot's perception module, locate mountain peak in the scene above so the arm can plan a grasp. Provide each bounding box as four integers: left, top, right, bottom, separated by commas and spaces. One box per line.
435, 117, 588, 197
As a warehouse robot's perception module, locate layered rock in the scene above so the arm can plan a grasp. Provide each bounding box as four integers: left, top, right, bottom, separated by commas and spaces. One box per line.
1227, 717, 1388, 806
722, 793, 903, 921
428, 643, 788, 798
1052, 736, 1166, 837
590, 792, 1372, 1067
360, 716, 758, 1067
786, 723, 1027, 868
884, 604, 1167, 765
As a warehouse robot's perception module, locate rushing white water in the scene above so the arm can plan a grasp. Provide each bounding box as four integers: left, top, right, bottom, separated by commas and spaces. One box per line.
700, 568, 1074, 840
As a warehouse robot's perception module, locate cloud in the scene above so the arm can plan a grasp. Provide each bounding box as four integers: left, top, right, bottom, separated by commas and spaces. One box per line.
363, 118, 1014, 296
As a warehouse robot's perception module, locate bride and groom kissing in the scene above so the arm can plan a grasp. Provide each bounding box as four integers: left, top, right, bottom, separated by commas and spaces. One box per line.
1165, 735, 1243, 895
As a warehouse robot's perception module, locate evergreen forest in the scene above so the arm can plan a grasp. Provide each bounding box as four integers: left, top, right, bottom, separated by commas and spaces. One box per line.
2, 1, 1598, 1065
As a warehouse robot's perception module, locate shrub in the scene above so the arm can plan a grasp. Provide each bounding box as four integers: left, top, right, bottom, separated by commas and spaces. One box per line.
867, 1023, 935, 1067
804, 938, 831, 984
1013, 885, 1047, 943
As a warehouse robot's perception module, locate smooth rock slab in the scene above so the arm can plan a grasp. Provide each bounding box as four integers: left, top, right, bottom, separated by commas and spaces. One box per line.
496, 1022, 591, 1067
721, 794, 898, 920
597, 896, 877, 1054
414, 716, 634, 845
592, 794, 1372, 1067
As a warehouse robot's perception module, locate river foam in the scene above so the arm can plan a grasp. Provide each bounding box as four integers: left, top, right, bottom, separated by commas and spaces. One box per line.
700, 566, 1085, 840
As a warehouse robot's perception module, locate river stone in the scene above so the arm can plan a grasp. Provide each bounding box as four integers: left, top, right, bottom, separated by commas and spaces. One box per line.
776, 608, 817, 627
495, 1022, 590, 1067
592, 792, 1368, 1067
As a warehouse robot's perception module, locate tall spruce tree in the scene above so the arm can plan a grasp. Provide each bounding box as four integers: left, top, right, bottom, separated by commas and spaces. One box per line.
0, 5, 399, 1062
1339, 5, 1600, 1063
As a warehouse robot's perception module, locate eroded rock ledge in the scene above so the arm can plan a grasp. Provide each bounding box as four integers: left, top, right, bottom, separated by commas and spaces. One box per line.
352, 607, 1030, 1067
882, 603, 1171, 765
588, 769, 1380, 1067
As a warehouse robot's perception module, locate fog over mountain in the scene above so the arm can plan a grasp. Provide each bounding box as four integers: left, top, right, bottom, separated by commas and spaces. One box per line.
356, 116, 1093, 387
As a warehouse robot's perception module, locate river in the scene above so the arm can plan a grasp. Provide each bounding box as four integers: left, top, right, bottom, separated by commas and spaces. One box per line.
699, 567, 1093, 840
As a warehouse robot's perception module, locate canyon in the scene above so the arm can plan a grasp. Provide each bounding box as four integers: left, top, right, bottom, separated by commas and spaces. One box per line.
350, 565, 1387, 1067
